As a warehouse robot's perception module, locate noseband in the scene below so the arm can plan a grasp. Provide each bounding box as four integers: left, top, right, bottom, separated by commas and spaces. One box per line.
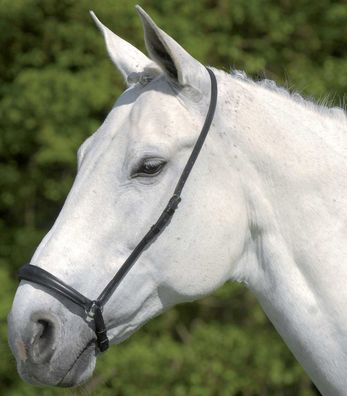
18, 67, 218, 352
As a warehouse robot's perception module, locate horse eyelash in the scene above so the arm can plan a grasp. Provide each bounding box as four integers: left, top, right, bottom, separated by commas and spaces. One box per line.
131, 158, 166, 178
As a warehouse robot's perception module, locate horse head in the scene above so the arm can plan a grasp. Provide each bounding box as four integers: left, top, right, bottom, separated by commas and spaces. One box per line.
8, 7, 248, 386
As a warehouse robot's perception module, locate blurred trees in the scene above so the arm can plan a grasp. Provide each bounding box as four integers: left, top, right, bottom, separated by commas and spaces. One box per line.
1, 0, 346, 394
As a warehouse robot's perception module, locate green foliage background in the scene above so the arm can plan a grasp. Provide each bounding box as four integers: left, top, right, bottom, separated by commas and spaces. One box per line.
1, 0, 346, 395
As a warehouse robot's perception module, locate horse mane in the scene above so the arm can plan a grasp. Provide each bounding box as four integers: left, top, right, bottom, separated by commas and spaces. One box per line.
132, 66, 346, 125
229, 69, 347, 124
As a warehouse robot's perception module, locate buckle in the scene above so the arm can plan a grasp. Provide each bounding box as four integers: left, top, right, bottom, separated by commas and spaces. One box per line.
85, 300, 102, 318
150, 194, 182, 235
165, 194, 181, 215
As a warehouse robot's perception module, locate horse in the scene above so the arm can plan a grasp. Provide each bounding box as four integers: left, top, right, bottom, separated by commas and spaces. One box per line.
7, 6, 347, 395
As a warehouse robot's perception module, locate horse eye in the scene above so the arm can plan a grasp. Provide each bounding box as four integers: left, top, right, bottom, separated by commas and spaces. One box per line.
132, 158, 166, 178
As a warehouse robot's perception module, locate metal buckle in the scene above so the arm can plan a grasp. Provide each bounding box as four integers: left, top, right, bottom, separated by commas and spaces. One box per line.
85, 300, 102, 319
165, 194, 181, 215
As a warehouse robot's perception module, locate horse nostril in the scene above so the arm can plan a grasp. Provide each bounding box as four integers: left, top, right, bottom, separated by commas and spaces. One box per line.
29, 316, 57, 364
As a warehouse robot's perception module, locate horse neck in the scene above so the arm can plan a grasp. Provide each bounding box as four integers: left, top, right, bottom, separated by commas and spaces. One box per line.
216, 71, 347, 395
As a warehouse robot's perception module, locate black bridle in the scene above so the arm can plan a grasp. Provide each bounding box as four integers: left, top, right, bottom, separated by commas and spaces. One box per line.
18, 67, 218, 353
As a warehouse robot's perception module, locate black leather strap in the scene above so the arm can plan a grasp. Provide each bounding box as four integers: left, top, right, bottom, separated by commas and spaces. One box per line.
18, 67, 218, 353
96, 68, 217, 307
18, 264, 92, 309
18, 264, 110, 351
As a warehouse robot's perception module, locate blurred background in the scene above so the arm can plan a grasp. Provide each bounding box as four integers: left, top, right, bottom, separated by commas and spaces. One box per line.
1, 0, 346, 395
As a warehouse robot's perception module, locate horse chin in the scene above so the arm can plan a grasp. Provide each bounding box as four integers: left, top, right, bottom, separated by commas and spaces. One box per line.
57, 341, 97, 387
17, 341, 97, 388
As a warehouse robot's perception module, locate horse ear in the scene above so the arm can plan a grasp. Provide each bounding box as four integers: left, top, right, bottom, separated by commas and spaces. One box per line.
136, 6, 209, 97
90, 11, 160, 86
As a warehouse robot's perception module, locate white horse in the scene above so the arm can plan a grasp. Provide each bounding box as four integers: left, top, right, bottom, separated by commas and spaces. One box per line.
8, 6, 347, 395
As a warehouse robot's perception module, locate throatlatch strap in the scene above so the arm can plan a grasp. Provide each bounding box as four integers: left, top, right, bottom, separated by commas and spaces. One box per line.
18, 67, 218, 353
